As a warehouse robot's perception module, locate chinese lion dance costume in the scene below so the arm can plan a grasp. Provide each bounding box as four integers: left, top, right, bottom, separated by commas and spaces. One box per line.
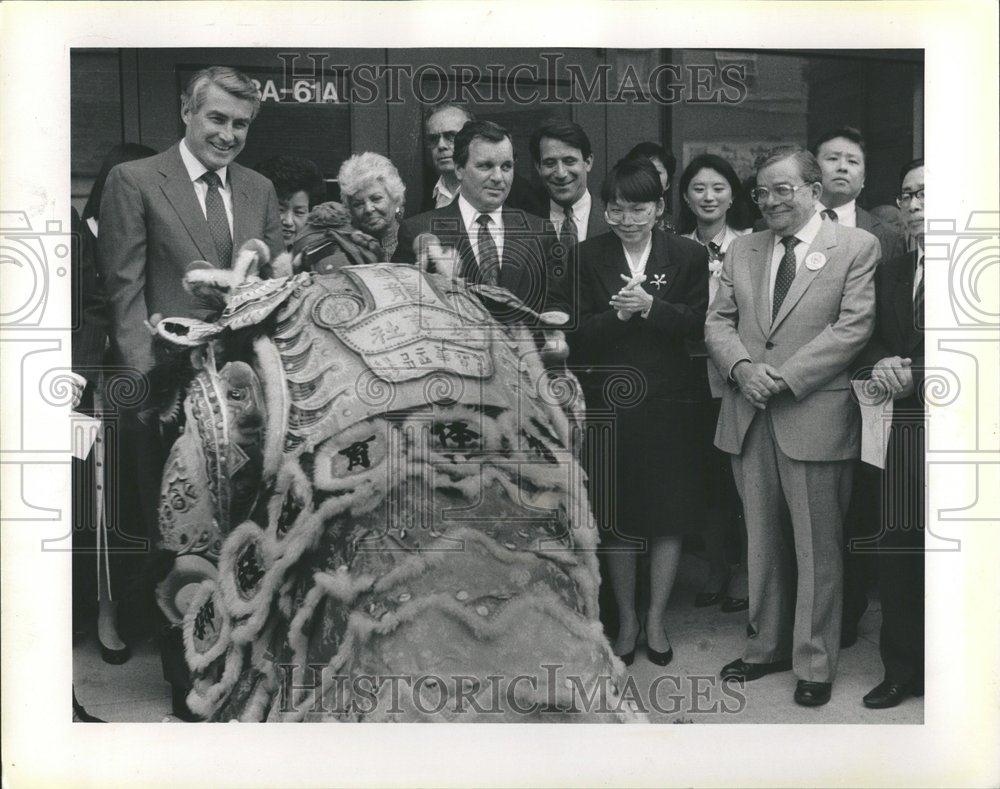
152, 238, 639, 722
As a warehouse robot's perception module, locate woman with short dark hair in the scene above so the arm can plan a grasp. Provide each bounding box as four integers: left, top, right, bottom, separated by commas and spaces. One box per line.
570, 157, 709, 667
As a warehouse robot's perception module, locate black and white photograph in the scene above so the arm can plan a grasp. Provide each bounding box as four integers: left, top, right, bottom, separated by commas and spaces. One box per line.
2, 2, 998, 787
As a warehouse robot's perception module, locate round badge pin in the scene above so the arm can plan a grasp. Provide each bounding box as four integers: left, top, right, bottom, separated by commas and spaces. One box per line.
805, 252, 827, 271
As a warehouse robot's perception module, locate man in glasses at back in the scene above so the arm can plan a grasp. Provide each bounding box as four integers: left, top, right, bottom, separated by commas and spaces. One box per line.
705, 145, 878, 707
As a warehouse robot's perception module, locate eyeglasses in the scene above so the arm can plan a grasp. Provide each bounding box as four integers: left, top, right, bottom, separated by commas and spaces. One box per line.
605, 205, 657, 224
896, 189, 925, 207
750, 183, 814, 205
425, 131, 457, 148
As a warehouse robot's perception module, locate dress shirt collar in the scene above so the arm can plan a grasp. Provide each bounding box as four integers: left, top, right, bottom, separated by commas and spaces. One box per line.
457, 194, 503, 234
818, 198, 856, 226
179, 139, 228, 187
432, 176, 457, 206
549, 190, 591, 228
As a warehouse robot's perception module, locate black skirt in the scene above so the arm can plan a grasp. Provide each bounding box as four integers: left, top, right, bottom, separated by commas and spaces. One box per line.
583, 396, 706, 542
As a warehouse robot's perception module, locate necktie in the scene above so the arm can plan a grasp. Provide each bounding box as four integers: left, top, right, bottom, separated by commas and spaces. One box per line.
772, 236, 799, 320
913, 256, 924, 328
561, 204, 578, 247
476, 214, 499, 286
707, 241, 723, 261
822, 208, 839, 222
201, 170, 233, 266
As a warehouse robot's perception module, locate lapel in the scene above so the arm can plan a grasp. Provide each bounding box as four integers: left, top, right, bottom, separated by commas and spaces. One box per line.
891, 250, 919, 348
586, 195, 609, 240
158, 144, 220, 266
643, 229, 678, 295
770, 218, 838, 334
431, 200, 477, 277
228, 163, 251, 260
748, 231, 773, 335
498, 207, 530, 296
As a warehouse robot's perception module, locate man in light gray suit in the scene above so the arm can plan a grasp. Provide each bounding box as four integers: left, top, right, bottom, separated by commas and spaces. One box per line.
705, 146, 877, 707
98, 65, 282, 720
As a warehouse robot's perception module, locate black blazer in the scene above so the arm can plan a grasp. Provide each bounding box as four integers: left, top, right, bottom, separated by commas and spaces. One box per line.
857, 206, 907, 265
570, 229, 709, 402
392, 199, 567, 318
858, 249, 924, 412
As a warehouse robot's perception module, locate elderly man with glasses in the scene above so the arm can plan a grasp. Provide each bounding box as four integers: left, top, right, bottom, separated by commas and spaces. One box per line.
705, 145, 878, 707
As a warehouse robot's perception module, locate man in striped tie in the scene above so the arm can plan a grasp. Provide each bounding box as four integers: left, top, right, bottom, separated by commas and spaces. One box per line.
98, 65, 283, 720
705, 146, 878, 707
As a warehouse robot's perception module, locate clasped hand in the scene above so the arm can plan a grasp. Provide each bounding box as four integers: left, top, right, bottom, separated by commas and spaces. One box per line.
871, 355, 914, 398
733, 361, 787, 410
610, 274, 653, 319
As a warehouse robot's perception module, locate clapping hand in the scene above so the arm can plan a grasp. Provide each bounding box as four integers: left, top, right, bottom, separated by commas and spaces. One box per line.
610, 273, 652, 319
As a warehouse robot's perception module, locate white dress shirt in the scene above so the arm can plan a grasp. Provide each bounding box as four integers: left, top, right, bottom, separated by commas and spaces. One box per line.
179, 139, 234, 234
768, 210, 824, 304
457, 194, 505, 267
432, 176, 458, 209
913, 252, 924, 299
549, 191, 592, 241
818, 199, 857, 227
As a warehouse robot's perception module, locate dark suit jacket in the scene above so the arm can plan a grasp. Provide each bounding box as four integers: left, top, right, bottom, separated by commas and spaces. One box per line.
570, 228, 709, 402
857, 205, 907, 265
857, 249, 924, 411
419, 172, 546, 217
392, 199, 567, 319
98, 143, 283, 373
541, 191, 610, 243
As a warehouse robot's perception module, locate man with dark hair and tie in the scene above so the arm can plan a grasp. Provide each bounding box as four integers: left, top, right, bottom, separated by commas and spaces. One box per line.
99, 65, 282, 719
812, 126, 906, 264
706, 146, 877, 707
394, 119, 564, 319
811, 126, 908, 648
530, 121, 608, 246
856, 158, 926, 709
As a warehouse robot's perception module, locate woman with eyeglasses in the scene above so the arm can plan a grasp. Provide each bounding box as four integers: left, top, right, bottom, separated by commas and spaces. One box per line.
677, 154, 754, 614
570, 157, 709, 667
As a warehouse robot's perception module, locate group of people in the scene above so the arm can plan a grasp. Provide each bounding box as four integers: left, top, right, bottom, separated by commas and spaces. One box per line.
71, 65, 925, 720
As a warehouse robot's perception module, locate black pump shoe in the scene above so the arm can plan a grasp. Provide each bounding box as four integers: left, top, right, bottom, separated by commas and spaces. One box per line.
647, 646, 673, 667
99, 639, 131, 665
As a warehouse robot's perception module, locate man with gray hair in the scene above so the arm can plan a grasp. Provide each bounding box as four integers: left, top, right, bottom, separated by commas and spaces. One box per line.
705, 146, 878, 707
99, 65, 282, 720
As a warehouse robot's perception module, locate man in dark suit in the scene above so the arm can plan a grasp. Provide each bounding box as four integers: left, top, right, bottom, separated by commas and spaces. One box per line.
98, 65, 282, 719
418, 103, 544, 217
855, 158, 925, 708
529, 121, 608, 245
811, 126, 908, 646
706, 146, 877, 707
394, 120, 564, 319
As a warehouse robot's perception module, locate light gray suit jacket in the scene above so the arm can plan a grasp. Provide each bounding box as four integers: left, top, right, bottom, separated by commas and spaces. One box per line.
705, 218, 877, 461
99, 143, 283, 374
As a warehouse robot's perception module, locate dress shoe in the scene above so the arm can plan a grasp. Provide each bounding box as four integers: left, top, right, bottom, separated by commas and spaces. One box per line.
720, 596, 749, 613
647, 646, 673, 667
171, 686, 202, 722
863, 678, 922, 709
616, 649, 635, 667
720, 657, 792, 682
99, 640, 131, 665
694, 569, 731, 607
794, 680, 832, 707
